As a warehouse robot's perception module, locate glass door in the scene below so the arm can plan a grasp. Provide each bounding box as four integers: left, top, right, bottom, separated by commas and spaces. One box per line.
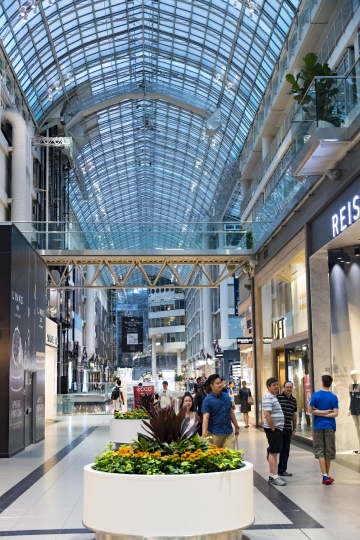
286, 344, 312, 439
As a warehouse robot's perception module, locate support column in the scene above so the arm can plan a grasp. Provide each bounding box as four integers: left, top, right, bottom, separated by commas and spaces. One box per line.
151, 336, 157, 380
202, 229, 213, 356
219, 233, 233, 349
261, 135, 274, 160
86, 265, 95, 359
177, 350, 182, 375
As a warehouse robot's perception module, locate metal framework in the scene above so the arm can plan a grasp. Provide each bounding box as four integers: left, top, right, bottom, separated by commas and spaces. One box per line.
0, 0, 300, 251
41, 250, 252, 289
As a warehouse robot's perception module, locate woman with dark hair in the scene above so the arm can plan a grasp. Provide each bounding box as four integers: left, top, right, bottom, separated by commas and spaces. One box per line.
178, 392, 199, 428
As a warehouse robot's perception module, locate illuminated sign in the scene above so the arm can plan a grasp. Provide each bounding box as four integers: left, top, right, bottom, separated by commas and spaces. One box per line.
237, 338, 253, 345
332, 196, 360, 237
272, 318, 286, 340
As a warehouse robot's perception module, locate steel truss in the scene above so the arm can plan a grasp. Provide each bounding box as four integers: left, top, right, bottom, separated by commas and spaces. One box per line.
41, 251, 252, 289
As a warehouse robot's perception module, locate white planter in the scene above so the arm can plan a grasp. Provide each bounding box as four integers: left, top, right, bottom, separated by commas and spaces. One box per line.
109, 418, 147, 445
84, 462, 254, 538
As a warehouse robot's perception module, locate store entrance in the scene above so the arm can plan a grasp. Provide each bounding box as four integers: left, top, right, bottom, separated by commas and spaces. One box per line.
275, 349, 286, 387
285, 343, 312, 439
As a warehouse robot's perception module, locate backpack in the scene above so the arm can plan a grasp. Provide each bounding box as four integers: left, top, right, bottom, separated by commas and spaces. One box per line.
111, 386, 120, 400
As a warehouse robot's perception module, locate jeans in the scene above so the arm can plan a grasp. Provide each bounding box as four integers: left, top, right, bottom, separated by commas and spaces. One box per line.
278, 429, 292, 474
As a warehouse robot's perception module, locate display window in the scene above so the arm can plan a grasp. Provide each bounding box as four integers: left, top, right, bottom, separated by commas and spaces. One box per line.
256, 248, 309, 431
329, 247, 360, 455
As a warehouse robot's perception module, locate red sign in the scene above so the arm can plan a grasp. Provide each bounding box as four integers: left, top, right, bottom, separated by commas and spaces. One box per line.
304, 374, 311, 415
133, 385, 154, 408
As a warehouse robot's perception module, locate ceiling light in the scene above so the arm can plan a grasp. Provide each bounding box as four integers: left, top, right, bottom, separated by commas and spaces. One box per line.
249, 1, 255, 16
355, 248, 360, 256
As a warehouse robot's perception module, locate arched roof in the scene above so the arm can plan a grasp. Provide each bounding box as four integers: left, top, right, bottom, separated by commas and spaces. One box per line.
0, 0, 300, 249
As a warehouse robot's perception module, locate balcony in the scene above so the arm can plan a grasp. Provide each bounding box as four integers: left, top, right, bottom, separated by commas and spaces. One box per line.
291, 75, 360, 176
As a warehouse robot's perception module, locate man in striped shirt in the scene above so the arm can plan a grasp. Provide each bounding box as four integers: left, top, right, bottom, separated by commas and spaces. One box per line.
277, 381, 298, 477
263, 377, 285, 486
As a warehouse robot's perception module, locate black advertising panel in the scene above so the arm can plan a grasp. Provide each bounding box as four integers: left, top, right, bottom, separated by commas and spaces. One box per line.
0, 225, 47, 456
122, 317, 143, 353
9, 228, 29, 455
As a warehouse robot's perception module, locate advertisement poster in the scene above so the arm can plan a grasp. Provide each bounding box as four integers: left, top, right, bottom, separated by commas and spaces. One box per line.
9, 228, 46, 453
122, 317, 143, 353
304, 374, 312, 415
133, 385, 155, 408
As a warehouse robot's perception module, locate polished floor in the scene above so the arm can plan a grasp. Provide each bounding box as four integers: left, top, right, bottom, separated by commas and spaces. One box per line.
0, 416, 359, 540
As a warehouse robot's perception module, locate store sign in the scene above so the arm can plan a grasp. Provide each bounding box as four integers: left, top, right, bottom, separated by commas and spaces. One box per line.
133, 385, 154, 408
122, 316, 143, 353
46, 318, 58, 348
237, 338, 253, 345
46, 333, 58, 347
215, 352, 224, 358
332, 195, 360, 237
263, 337, 273, 344
272, 318, 286, 340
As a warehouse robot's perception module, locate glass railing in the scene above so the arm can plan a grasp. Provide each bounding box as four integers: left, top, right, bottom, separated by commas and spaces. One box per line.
14, 220, 270, 251
291, 75, 360, 155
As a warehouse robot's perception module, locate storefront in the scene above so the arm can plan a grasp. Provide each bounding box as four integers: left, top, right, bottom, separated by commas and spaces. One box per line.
237, 303, 255, 424
310, 175, 360, 457
254, 230, 312, 438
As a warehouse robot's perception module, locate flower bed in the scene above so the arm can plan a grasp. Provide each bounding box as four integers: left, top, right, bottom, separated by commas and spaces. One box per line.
114, 409, 148, 420
94, 439, 243, 475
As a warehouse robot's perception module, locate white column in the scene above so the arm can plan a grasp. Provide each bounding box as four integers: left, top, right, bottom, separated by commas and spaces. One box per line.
202, 230, 213, 355
261, 135, 274, 160
86, 265, 95, 359
219, 233, 233, 349
177, 350, 182, 375
151, 336, 157, 380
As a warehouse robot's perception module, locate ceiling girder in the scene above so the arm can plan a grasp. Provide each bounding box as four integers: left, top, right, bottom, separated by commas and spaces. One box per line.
42, 251, 251, 289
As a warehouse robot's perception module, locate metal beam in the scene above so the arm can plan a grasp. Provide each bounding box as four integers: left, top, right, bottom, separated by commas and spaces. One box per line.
40, 249, 252, 289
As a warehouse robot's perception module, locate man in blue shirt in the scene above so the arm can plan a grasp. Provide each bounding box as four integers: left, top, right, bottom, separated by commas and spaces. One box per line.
201, 374, 240, 449
309, 374, 339, 485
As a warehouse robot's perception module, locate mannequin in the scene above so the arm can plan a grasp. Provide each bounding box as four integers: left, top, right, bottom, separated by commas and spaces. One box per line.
348, 370, 360, 453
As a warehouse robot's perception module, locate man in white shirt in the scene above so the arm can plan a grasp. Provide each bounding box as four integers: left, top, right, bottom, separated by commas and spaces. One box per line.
159, 381, 174, 409
263, 377, 285, 486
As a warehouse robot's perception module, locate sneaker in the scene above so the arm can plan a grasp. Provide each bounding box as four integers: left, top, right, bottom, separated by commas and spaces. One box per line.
279, 471, 292, 477
322, 476, 334, 485
271, 476, 286, 486
268, 476, 274, 484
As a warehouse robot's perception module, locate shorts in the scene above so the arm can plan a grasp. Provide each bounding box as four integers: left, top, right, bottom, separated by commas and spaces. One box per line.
208, 432, 236, 450
313, 429, 336, 459
264, 428, 283, 454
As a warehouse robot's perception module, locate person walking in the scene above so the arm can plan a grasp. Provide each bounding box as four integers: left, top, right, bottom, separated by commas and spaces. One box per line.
111, 379, 125, 413
277, 381, 297, 477
227, 381, 237, 410
309, 374, 339, 485
178, 393, 199, 428
239, 381, 252, 428
263, 377, 286, 486
159, 380, 174, 409
201, 374, 240, 449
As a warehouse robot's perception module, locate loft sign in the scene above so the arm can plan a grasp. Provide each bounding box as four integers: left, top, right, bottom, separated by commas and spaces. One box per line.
272, 318, 286, 340
332, 196, 360, 237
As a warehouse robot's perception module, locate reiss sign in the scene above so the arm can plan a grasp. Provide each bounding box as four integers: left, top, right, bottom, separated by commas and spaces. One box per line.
332, 195, 360, 237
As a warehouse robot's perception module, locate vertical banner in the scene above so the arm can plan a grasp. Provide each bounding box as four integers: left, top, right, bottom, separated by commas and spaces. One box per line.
34, 250, 46, 442
304, 374, 312, 416
133, 385, 155, 408
234, 276, 240, 316
122, 317, 143, 353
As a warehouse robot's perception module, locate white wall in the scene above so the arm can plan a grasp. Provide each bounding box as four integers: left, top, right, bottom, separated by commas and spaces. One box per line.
45, 345, 57, 420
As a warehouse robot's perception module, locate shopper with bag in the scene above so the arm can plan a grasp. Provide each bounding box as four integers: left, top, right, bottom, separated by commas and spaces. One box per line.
111, 379, 125, 413
239, 381, 253, 428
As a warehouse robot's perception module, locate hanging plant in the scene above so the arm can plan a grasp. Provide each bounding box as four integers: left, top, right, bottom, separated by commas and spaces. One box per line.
285, 53, 342, 126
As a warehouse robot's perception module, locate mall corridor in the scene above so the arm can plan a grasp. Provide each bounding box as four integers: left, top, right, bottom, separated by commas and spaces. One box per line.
0, 417, 359, 540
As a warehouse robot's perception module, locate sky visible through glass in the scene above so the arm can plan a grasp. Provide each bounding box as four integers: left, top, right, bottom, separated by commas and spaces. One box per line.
0, 0, 300, 249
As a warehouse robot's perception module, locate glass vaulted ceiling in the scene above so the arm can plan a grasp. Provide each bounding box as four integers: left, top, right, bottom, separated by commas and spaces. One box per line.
0, 0, 300, 250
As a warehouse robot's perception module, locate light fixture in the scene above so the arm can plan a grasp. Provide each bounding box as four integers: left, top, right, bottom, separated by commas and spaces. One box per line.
355, 247, 360, 257
248, 1, 255, 17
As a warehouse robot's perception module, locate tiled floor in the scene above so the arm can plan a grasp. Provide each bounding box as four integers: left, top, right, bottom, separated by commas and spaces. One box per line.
0, 416, 359, 540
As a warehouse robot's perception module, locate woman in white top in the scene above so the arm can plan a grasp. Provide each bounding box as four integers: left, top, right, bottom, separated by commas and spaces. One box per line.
178, 393, 199, 428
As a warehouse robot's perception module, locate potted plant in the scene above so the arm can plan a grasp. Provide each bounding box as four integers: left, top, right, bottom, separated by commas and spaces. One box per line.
84, 406, 254, 538
109, 395, 151, 446
286, 53, 342, 127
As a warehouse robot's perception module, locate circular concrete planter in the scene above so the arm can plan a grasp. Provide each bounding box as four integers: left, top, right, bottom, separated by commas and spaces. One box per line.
84, 462, 254, 539
109, 418, 147, 445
